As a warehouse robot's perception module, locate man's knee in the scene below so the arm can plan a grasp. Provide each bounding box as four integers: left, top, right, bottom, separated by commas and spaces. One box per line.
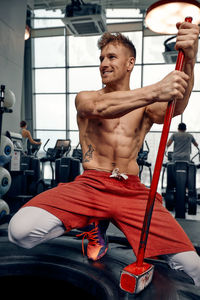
166, 251, 200, 286
8, 206, 65, 249
8, 212, 33, 249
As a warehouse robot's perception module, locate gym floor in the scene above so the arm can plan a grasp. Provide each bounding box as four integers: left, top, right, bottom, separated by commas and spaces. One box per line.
184, 205, 200, 221
170, 203, 200, 221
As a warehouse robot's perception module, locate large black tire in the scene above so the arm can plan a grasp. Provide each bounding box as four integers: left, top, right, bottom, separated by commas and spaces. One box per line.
0, 225, 199, 299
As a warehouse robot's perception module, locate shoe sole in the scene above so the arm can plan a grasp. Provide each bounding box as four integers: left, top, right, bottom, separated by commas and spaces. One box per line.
88, 246, 108, 261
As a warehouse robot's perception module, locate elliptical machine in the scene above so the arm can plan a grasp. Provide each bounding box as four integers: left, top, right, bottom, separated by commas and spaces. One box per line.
137, 140, 152, 187
41, 138, 76, 188
162, 150, 199, 218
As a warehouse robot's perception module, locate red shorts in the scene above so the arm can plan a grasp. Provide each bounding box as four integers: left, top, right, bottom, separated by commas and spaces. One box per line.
24, 169, 194, 258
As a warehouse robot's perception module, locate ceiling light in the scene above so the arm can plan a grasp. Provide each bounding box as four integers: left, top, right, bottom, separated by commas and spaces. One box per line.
145, 0, 200, 34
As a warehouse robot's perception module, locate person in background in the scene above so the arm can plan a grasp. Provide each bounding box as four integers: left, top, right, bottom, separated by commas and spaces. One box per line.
20, 120, 41, 153
167, 122, 199, 161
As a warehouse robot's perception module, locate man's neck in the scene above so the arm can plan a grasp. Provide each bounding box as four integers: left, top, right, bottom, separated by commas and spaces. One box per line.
104, 82, 131, 93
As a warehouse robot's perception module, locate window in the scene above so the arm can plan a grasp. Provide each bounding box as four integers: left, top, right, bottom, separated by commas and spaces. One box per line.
33, 9, 64, 28
68, 35, 100, 66
34, 68, 66, 93
182, 92, 200, 131
34, 36, 65, 67
124, 31, 142, 64
68, 67, 102, 92
35, 94, 66, 129
144, 35, 172, 64
69, 94, 78, 131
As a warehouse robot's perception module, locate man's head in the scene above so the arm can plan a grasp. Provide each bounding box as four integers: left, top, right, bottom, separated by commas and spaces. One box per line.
98, 32, 136, 86
98, 32, 136, 59
20, 120, 27, 128
178, 122, 186, 132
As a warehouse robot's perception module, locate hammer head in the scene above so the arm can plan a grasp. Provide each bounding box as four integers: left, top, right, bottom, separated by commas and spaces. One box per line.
120, 261, 154, 294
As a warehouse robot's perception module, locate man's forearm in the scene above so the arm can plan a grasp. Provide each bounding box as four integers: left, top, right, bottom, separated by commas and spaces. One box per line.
94, 86, 156, 119
173, 59, 195, 117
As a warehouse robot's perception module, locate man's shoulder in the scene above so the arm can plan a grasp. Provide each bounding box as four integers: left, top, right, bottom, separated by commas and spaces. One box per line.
182, 132, 193, 138
21, 129, 30, 138
175, 132, 193, 140
77, 89, 101, 97
76, 90, 100, 103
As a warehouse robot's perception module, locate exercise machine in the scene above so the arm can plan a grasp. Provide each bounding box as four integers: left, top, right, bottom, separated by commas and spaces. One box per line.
137, 140, 152, 186
3, 131, 45, 212
41, 139, 72, 187
0, 160, 11, 223
55, 155, 81, 184
191, 150, 200, 200
55, 141, 83, 184
162, 150, 199, 218
161, 151, 173, 190
0, 84, 15, 222
27, 138, 41, 157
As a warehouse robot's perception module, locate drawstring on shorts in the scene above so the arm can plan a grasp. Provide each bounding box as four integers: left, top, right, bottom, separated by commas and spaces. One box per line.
110, 168, 128, 180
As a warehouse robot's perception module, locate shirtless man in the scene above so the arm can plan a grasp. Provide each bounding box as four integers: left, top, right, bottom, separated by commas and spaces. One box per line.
8, 22, 200, 286
20, 120, 41, 153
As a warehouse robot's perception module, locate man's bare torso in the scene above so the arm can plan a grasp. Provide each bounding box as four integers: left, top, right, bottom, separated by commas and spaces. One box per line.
77, 92, 152, 175
75, 23, 198, 176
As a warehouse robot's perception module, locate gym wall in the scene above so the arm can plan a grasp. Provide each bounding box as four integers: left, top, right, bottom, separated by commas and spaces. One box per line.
0, 0, 27, 134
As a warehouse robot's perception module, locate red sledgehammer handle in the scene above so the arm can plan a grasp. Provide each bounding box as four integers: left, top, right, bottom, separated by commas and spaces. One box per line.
137, 16, 192, 267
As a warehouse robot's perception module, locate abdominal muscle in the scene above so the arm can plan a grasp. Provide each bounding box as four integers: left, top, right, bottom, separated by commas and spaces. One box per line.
83, 158, 140, 175
80, 123, 143, 176
78, 108, 150, 176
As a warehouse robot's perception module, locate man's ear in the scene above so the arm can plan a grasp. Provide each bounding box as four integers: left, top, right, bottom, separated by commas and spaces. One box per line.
127, 57, 135, 72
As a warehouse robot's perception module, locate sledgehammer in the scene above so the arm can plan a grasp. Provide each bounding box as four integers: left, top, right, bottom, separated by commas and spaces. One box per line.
120, 16, 192, 294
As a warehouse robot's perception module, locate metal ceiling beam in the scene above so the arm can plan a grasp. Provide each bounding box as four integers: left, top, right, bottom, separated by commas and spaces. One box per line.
31, 0, 156, 11
31, 21, 164, 38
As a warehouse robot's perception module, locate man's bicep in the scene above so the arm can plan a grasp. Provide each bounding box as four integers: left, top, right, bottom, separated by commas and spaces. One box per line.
192, 137, 198, 147
26, 131, 35, 143
167, 138, 173, 147
75, 92, 98, 119
145, 102, 168, 125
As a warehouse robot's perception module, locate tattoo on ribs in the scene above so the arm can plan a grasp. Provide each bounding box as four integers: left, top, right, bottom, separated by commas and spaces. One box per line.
83, 144, 95, 162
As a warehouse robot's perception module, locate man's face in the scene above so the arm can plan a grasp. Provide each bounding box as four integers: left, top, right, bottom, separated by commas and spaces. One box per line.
99, 42, 134, 85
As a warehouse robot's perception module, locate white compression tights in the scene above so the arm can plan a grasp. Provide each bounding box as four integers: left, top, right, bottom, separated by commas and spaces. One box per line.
8, 206, 65, 249
8, 206, 200, 286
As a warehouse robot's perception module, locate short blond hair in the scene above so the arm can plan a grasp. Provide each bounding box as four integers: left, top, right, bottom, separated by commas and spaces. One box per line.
98, 32, 136, 59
